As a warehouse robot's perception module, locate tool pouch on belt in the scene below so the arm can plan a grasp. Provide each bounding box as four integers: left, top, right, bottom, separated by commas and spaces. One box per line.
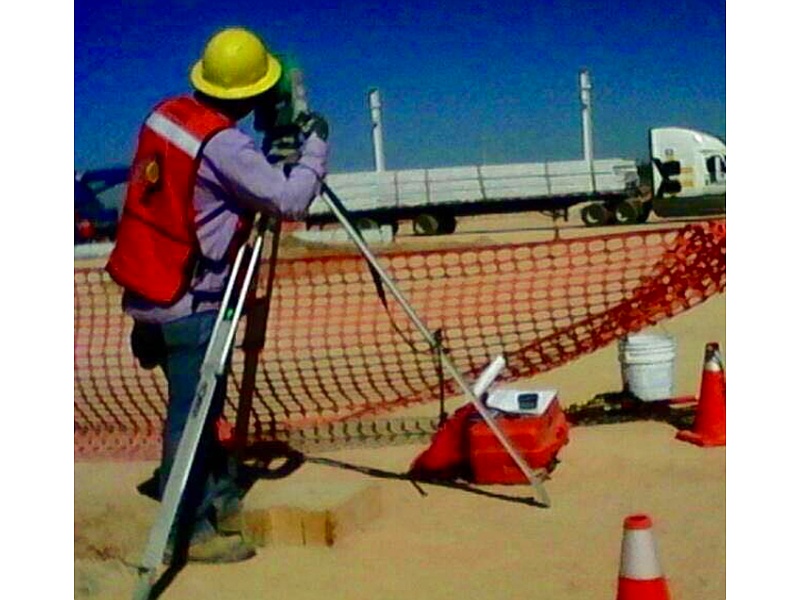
130, 321, 167, 370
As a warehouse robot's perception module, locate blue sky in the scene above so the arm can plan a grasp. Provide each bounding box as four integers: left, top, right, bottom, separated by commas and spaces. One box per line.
75, 0, 725, 174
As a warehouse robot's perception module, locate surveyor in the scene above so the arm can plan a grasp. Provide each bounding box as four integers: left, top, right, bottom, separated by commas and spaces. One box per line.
105, 26, 329, 563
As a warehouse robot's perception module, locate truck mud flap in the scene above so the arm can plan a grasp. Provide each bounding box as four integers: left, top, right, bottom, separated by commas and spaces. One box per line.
653, 194, 725, 218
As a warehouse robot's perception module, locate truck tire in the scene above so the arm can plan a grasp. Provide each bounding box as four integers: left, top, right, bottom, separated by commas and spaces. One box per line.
439, 213, 457, 235
613, 199, 641, 225
355, 217, 381, 231
580, 203, 611, 227
413, 213, 443, 236
637, 200, 652, 223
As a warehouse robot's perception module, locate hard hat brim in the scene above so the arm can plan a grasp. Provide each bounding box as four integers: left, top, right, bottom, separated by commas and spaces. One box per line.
190, 53, 282, 100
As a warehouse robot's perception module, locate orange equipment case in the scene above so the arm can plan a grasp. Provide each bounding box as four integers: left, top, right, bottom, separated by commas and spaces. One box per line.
467, 392, 570, 485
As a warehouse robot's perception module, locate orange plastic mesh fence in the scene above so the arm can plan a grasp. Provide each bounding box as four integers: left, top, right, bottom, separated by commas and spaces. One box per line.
74, 220, 725, 459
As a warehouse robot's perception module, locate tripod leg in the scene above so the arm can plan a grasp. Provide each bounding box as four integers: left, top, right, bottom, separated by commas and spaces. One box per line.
235, 218, 283, 452
320, 183, 550, 507
133, 221, 270, 599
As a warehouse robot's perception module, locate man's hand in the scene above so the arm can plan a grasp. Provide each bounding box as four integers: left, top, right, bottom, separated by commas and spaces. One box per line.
295, 112, 329, 141
264, 129, 301, 165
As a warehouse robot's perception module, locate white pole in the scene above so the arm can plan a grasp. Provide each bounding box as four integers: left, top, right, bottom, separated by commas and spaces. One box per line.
369, 88, 386, 172
579, 69, 594, 163
579, 69, 596, 193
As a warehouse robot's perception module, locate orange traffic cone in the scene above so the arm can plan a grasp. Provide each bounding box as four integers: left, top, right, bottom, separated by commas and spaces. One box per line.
676, 342, 725, 447
616, 514, 671, 600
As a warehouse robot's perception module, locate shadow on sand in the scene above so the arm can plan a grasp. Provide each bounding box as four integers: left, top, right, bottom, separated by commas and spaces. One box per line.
304, 455, 550, 509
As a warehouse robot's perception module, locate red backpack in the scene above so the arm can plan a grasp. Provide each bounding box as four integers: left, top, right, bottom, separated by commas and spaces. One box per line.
408, 404, 477, 481
106, 96, 234, 305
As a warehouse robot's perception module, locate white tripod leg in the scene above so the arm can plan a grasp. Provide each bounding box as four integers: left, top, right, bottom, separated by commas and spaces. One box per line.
133, 224, 267, 600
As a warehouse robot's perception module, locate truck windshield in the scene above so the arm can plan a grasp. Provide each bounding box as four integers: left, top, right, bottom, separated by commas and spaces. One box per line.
706, 155, 726, 184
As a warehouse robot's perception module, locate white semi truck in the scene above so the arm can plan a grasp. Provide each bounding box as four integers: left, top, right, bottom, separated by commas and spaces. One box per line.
306, 72, 725, 234
305, 125, 726, 234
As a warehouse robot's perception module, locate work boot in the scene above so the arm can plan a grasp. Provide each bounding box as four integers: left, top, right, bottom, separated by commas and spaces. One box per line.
216, 507, 245, 535
215, 498, 245, 535
164, 533, 256, 565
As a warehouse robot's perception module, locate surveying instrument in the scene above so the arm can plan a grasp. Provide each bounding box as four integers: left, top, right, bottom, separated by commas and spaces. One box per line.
132, 66, 550, 600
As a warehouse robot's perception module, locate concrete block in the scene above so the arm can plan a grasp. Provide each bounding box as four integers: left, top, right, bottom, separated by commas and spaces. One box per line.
242, 480, 380, 547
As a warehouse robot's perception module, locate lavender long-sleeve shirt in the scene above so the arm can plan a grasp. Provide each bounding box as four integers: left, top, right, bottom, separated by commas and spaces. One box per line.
123, 126, 328, 324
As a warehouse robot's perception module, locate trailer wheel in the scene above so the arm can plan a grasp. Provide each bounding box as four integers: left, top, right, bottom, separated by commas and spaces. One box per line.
637, 201, 652, 223
613, 200, 641, 225
439, 213, 457, 235
355, 217, 381, 231
580, 203, 611, 227
413, 213, 443, 235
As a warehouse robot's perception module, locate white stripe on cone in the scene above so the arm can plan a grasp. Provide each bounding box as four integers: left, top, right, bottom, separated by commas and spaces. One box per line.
620, 528, 664, 580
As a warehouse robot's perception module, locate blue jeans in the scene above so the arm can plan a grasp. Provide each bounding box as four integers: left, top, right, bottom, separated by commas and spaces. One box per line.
158, 311, 241, 542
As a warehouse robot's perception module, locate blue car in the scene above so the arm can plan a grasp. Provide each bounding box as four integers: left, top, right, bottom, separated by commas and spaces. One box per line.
74, 166, 128, 244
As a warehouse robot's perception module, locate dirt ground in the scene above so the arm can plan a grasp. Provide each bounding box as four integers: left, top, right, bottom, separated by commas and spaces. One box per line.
74, 212, 725, 599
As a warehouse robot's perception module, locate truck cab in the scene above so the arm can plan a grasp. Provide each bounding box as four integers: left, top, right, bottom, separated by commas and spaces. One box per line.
649, 127, 726, 218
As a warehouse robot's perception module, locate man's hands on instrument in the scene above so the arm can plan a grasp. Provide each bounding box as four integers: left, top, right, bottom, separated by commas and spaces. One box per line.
295, 112, 329, 141
263, 111, 329, 165
264, 126, 302, 165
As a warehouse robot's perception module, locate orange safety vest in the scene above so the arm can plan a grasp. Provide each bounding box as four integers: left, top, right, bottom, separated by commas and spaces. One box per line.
106, 96, 236, 305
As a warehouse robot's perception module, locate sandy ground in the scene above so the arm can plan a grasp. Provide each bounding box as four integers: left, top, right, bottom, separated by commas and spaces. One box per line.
74, 213, 725, 599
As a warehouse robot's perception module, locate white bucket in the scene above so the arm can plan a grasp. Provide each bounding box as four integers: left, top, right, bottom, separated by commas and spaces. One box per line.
618, 333, 677, 401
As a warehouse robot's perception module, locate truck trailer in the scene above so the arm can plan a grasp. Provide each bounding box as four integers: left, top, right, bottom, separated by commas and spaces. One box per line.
305, 125, 726, 234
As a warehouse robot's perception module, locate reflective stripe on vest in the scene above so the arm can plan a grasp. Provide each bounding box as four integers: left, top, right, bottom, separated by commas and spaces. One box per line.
144, 111, 203, 158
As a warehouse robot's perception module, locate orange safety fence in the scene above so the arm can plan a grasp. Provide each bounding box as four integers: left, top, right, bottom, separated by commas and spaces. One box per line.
74, 219, 726, 460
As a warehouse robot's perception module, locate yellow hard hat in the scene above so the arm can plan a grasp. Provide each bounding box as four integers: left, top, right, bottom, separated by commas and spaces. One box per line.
190, 27, 282, 100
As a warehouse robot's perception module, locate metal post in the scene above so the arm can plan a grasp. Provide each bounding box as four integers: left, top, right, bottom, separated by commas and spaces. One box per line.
133, 218, 270, 600
369, 88, 386, 172
580, 69, 597, 193
320, 183, 550, 507
235, 218, 283, 447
